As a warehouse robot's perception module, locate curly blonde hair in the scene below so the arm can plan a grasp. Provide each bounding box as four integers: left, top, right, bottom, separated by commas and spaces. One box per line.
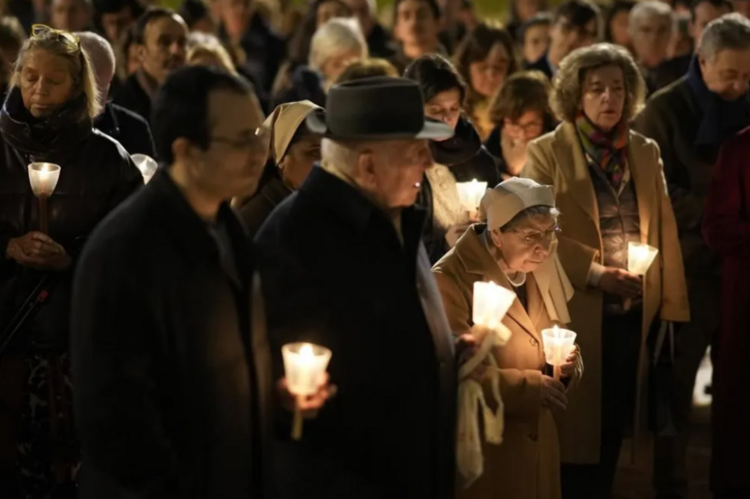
11, 27, 100, 120
550, 43, 646, 123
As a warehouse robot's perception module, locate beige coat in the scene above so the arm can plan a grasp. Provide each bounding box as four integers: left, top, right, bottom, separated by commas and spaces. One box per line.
433, 225, 576, 499
521, 122, 690, 464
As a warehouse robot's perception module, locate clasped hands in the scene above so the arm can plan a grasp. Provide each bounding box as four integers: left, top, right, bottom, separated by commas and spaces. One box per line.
5, 231, 70, 271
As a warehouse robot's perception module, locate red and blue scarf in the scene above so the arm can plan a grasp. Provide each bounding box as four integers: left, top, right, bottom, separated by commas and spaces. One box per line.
575, 113, 628, 190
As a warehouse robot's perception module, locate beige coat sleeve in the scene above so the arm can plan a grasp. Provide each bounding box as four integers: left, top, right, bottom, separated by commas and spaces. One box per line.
522, 141, 599, 291
652, 144, 691, 323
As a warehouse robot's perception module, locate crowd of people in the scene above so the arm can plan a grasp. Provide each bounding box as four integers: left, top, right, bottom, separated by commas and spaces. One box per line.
0, 0, 748, 498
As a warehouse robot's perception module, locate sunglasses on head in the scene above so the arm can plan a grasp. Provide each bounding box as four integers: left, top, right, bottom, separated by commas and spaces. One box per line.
31, 24, 80, 50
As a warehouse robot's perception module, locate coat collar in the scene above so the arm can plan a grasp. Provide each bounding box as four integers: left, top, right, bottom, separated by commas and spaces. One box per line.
452, 224, 545, 341
94, 103, 120, 139
550, 122, 653, 243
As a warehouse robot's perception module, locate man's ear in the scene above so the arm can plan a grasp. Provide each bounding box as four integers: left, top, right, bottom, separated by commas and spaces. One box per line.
171, 137, 196, 165
356, 149, 376, 187
135, 43, 147, 65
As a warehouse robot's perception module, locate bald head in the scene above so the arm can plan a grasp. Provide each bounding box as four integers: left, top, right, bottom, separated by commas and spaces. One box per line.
75, 31, 115, 111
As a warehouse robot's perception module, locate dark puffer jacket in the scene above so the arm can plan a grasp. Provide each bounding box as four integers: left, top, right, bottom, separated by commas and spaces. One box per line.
0, 87, 143, 351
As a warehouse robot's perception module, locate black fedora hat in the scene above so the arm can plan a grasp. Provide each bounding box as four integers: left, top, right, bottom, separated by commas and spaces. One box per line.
306, 76, 454, 141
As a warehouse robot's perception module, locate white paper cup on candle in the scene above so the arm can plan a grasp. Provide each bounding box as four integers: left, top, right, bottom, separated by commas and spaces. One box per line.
131, 154, 158, 184
627, 242, 659, 275
473, 281, 516, 329
28, 163, 61, 197
456, 179, 488, 214
282, 342, 332, 440
542, 325, 576, 380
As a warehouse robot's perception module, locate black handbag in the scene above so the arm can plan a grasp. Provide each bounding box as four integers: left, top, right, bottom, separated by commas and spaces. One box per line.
648, 320, 678, 436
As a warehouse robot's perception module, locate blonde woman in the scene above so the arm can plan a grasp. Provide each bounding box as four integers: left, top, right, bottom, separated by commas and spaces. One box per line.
521, 43, 689, 498
0, 25, 141, 495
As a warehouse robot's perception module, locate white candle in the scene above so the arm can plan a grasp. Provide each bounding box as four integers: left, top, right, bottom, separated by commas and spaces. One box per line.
131, 154, 158, 184
456, 179, 488, 213
282, 342, 332, 440
473, 281, 516, 329
541, 325, 577, 367
28, 162, 61, 197
628, 242, 659, 276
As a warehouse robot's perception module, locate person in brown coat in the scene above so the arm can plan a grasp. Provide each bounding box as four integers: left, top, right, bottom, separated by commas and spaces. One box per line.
521, 43, 690, 499
433, 177, 582, 499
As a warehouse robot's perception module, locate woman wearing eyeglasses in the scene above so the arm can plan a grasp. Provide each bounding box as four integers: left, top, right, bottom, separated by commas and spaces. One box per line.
0, 25, 141, 496
521, 44, 689, 498
432, 177, 581, 499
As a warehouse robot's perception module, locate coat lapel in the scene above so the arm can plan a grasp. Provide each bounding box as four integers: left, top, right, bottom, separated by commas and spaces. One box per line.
456, 226, 540, 342
552, 123, 600, 223
626, 133, 652, 242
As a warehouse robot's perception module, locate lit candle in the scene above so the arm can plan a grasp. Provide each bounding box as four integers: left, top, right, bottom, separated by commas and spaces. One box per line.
131, 154, 158, 184
473, 281, 516, 330
457, 179, 488, 217
282, 342, 332, 440
625, 242, 659, 310
28, 162, 61, 198
541, 325, 577, 380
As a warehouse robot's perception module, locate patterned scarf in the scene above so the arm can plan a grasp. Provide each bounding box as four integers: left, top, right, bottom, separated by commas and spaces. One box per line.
575, 113, 629, 190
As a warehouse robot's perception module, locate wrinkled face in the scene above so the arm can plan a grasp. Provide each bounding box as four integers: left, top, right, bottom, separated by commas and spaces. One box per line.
279, 131, 322, 189
222, 0, 252, 38
317, 0, 350, 28
359, 139, 433, 208
186, 89, 268, 199
51, 0, 91, 32
490, 212, 557, 273
469, 42, 510, 100
580, 64, 625, 132
20, 49, 76, 118
691, 2, 731, 46
523, 24, 550, 63
394, 0, 439, 48
101, 7, 135, 44
322, 49, 361, 83
609, 10, 631, 47
631, 15, 672, 68
550, 16, 599, 58
425, 88, 462, 134
700, 48, 750, 101
504, 109, 545, 143
138, 15, 188, 84
343, 0, 375, 35
515, 0, 541, 22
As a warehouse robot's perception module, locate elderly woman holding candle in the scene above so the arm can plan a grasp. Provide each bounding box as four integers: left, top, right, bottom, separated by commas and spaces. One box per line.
0, 25, 140, 496
433, 177, 581, 499
520, 43, 689, 498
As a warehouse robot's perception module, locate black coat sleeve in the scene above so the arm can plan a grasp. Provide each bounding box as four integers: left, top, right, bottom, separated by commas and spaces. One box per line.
71, 243, 178, 496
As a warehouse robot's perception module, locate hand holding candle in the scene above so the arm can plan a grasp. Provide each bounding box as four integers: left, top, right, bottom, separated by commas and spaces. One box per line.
282, 342, 332, 440
457, 179, 488, 221
541, 325, 577, 380
624, 242, 659, 310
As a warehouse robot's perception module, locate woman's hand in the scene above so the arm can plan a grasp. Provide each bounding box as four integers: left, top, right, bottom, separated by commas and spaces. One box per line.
541, 375, 568, 410
598, 267, 642, 298
6, 232, 71, 271
560, 345, 580, 378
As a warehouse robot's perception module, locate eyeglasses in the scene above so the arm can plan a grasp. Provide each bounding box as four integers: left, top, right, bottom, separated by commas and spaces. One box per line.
210, 128, 270, 154
31, 24, 80, 51
508, 225, 561, 247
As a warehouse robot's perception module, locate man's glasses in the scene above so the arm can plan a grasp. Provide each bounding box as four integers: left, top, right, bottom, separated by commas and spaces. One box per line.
31, 24, 80, 52
210, 128, 271, 154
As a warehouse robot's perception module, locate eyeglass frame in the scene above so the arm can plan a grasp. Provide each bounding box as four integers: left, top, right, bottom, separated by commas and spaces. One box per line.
507, 225, 561, 247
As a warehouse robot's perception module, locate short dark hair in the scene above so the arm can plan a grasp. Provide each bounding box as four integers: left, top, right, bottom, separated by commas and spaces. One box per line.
178, 0, 210, 29
555, 0, 601, 29
517, 12, 553, 44
93, 0, 144, 36
604, 0, 635, 42
152, 65, 253, 164
404, 54, 467, 105
690, 0, 733, 21
336, 58, 399, 83
489, 70, 553, 125
393, 0, 441, 24
133, 7, 178, 45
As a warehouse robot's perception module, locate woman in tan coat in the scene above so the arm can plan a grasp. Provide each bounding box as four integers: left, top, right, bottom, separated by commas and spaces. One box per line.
433, 177, 581, 499
520, 43, 690, 498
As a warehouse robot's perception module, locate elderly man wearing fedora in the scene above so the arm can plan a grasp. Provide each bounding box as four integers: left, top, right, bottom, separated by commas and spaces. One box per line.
255, 77, 459, 498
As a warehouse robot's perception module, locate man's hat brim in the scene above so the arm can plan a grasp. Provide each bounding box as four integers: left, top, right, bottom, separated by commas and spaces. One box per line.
305, 109, 454, 141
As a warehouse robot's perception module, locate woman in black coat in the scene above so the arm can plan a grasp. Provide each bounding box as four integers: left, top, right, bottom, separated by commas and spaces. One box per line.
0, 26, 141, 497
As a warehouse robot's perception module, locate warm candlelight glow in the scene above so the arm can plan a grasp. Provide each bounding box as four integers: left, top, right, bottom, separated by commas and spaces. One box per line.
457, 179, 488, 213
282, 342, 332, 397
131, 154, 158, 184
28, 163, 61, 198
541, 325, 577, 367
473, 281, 516, 329
628, 242, 659, 276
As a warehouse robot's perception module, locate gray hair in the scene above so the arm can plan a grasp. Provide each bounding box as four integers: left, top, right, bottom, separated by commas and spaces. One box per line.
698, 13, 750, 61
309, 17, 368, 72
75, 31, 115, 80
628, 1, 674, 36
499, 205, 561, 232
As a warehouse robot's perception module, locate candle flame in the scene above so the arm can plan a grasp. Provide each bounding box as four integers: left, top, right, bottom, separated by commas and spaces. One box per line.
300, 344, 314, 358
